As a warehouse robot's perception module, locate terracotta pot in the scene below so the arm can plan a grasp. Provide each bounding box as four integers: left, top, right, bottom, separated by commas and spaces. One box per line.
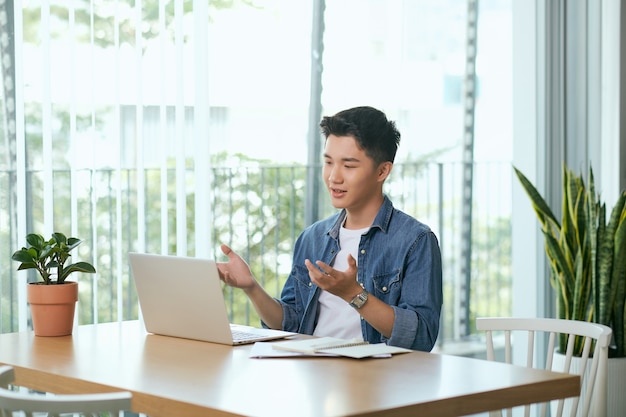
27, 281, 78, 336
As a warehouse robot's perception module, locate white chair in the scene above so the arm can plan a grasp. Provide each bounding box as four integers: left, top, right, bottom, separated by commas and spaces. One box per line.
476, 317, 612, 417
0, 365, 132, 417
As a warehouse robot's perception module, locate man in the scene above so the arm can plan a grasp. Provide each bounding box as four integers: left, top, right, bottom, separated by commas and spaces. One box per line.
217, 106, 442, 351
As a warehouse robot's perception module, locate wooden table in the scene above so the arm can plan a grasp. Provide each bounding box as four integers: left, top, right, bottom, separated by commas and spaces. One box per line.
0, 320, 579, 417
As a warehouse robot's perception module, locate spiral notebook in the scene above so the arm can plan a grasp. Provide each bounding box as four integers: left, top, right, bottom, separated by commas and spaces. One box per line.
267, 337, 412, 359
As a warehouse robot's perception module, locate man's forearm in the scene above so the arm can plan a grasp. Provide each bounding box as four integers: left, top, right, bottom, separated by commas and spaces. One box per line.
243, 283, 285, 329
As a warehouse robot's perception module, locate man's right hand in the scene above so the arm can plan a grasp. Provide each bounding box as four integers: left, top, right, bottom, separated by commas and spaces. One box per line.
216, 244, 256, 290
216, 243, 285, 329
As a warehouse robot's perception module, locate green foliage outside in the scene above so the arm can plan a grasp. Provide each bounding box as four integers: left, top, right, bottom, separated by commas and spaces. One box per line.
1, 144, 513, 338
0, 0, 515, 341
0, 92, 514, 342
0, 98, 514, 337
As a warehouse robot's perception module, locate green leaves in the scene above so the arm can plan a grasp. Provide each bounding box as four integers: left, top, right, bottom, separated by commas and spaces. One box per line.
607, 194, 626, 356
11, 232, 96, 285
59, 262, 97, 281
514, 164, 626, 357
26, 233, 46, 248
512, 166, 559, 229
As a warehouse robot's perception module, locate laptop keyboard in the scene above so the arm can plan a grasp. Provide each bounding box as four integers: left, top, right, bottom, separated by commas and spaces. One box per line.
231, 329, 265, 342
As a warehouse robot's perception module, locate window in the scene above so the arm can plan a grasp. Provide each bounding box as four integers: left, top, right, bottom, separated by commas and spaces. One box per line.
0, 0, 514, 346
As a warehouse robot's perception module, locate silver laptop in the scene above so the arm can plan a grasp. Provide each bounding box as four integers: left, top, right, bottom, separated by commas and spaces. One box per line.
129, 252, 296, 345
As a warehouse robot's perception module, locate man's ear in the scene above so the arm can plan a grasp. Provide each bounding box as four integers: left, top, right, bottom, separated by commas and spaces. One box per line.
377, 162, 393, 182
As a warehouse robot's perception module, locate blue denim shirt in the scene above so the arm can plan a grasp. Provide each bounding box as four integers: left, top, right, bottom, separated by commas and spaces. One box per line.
270, 195, 443, 352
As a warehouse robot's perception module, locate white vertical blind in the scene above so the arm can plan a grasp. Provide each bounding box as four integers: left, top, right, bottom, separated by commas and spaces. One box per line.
68, 2, 80, 324
68, 5, 78, 246
158, 0, 168, 256
135, 0, 146, 255
88, 0, 99, 325
114, 0, 125, 323
41, 0, 53, 235
194, 0, 211, 259
8, 0, 214, 328
13, 0, 27, 332
175, 0, 187, 256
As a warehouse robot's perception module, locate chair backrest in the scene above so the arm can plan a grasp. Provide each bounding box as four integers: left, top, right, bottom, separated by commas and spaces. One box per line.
0, 365, 132, 417
476, 317, 612, 417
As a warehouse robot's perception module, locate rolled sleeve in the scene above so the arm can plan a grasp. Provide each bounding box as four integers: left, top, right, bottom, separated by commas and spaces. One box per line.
382, 230, 442, 351
387, 306, 420, 347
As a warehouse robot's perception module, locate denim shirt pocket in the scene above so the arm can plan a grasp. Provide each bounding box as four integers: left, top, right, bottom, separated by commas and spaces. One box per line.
370, 269, 402, 303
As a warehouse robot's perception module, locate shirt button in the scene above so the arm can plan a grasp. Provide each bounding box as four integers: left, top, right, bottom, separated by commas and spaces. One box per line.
308, 282, 312, 287
382, 286, 388, 291
360, 249, 366, 254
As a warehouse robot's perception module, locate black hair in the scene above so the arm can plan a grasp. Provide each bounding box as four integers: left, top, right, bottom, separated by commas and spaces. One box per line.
319, 106, 401, 165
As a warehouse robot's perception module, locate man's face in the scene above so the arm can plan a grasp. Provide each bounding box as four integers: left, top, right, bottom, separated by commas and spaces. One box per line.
322, 134, 385, 211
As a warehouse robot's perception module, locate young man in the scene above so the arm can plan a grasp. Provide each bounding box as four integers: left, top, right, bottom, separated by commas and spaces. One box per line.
217, 106, 443, 351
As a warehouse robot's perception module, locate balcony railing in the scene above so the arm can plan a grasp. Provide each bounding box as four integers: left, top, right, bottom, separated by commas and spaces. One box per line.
0, 160, 512, 345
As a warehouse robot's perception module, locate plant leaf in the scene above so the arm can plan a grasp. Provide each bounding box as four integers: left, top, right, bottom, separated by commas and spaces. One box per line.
513, 166, 560, 229
59, 262, 96, 281
16, 262, 38, 271
11, 250, 36, 263
52, 232, 67, 245
25, 233, 45, 248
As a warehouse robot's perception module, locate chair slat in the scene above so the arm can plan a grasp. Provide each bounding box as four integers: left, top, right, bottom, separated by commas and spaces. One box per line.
0, 366, 132, 417
476, 317, 612, 417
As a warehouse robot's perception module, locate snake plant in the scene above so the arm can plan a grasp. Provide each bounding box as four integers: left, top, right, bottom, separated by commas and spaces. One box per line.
514, 164, 626, 357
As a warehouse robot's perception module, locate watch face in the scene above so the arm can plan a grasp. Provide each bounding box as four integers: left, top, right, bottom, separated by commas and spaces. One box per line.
350, 290, 368, 309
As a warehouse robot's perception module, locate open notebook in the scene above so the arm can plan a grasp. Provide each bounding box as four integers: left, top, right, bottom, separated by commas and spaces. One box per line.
251, 337, 413, 359
129, 252, 296, 345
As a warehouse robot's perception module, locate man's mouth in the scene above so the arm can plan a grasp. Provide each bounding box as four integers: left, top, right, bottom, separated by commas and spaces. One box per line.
330, 187, 346, 196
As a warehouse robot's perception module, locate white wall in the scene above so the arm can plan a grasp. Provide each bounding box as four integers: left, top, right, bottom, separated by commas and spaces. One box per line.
511, 0, 547, 321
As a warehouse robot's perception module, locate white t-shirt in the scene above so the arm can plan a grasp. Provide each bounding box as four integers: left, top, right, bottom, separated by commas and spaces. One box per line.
313, 225, 369, 340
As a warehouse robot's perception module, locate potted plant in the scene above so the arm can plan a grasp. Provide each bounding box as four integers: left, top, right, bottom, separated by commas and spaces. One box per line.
514, 164, 625, 356
11, 232, 96, 336
514, 164, 626, 416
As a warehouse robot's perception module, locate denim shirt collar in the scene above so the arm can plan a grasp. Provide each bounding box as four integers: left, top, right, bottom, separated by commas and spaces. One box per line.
327, 195, 393, 239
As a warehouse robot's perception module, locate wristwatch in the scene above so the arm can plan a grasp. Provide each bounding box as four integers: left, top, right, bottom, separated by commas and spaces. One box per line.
349, 289, 369, 309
